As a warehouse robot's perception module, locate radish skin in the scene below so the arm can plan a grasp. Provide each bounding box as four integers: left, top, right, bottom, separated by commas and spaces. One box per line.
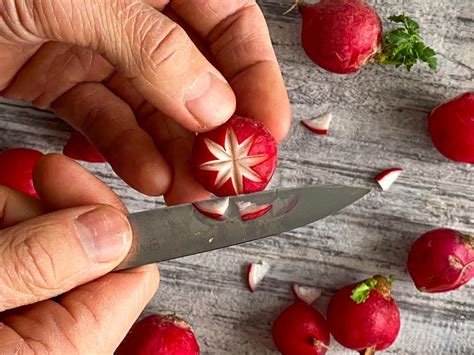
0, 148, 43, 198
300, 0, 382, 74
272, 302, 330, 354
428, 92, 474, 164
327, 275, 400, 354
407, 229, 474, 293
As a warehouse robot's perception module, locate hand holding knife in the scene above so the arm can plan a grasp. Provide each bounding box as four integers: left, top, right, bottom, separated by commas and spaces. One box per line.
116, 185, 370, 271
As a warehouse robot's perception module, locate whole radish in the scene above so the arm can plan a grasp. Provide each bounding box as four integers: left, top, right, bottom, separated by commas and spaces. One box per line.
0, 148, 43, 198
428, 92, 474, 164
192, 115, 277, 197
294, 0, 437, 73
63, 131, 106, 163
407, 228, 474, 293
272, 302, 330, 355
299, 0, 382, 74
116, 314, 200, 355
327, 275, 400, 354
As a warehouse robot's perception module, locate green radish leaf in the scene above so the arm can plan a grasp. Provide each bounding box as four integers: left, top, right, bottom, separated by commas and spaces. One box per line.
388, 275, 395, 288
404, 16, 420, 33
376, 14, 437, 70
386, 29, 410, 46
421, 47, 438, 69
388, 15, 419, 32
351, 278, 378, 304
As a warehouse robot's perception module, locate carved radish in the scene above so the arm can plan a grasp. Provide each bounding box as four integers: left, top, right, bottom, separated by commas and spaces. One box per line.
192, 115, 277, 197
193, 197, 229, 220
375, 168, 402, 191
301, 112, 333, 135
0, 148, 43, 198
292, 284, 322, 305
237, 201, 272, 221
247, 261, 270, 292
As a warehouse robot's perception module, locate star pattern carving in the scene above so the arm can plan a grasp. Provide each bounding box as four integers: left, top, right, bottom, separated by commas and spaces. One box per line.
199, 128, 269, 194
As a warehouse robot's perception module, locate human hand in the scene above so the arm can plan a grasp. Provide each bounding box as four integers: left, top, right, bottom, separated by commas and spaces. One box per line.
0, 0, 291, 204
0, 154, 159, 353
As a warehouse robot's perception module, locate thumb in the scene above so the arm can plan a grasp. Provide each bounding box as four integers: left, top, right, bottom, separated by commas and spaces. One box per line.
0, 205, 132, 312
13, 0, 236, 131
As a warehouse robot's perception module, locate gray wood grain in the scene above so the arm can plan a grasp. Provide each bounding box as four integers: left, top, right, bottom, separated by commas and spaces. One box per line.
0, 0, 473, 353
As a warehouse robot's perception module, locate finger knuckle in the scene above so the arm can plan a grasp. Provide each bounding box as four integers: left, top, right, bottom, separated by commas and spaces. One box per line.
133, 15, 186, 68
9, 223, 62, 293
0, 0, 37, 42
68, 82, 132, 134
61, 291, 107, 350
23, 338, 52, 354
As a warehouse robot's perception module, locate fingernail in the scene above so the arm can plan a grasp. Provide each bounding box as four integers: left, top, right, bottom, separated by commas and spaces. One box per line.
185, 72, 236, 128
75, 208, 131, 263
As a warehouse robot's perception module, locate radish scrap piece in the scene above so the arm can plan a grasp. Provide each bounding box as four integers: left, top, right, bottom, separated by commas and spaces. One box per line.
292, 283, 322, 305
236, 201, 273, 221
301, 112, 333, 135
376, 168, 402, 191
193, 197, 229, 220
247, 261, 270, 292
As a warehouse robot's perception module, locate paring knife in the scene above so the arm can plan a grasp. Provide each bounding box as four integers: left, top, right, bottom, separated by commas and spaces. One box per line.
115, 185, 370, 271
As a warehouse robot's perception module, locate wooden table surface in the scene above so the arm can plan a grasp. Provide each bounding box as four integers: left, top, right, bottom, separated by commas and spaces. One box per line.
1, 0, 473, 354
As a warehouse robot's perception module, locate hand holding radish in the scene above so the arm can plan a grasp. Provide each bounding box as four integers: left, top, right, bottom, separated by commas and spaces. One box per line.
0, 2, 292, 353
0, 0, 291, 204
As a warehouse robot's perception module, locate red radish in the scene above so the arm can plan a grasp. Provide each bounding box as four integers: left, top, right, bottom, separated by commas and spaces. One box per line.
236, 201, 272, 221
428, 92, 474, 164
327, 275, 400, 354
192, 115, 277, 197
0, 148, 43, 198
292, 284, 322, 305
247, 261, 270, 292
407, 228, 474, 293
375, 168, 402, 191
301, 112, 333, 135
63, 131, 106, 163
116, 314, 200, 355
299, 0, 382, 74
295, 1, 437, 74
193, 197, 229, 220
272, 302, 330, 355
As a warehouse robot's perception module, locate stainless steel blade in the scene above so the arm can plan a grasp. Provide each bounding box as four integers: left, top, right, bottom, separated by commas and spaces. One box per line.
115, 185, 370, 270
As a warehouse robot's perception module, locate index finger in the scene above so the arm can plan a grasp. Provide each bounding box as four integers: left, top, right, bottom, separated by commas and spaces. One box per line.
171, 0, 291, 142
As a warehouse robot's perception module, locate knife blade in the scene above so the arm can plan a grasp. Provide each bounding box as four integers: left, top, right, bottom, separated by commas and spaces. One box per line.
115, 185, 370, 271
